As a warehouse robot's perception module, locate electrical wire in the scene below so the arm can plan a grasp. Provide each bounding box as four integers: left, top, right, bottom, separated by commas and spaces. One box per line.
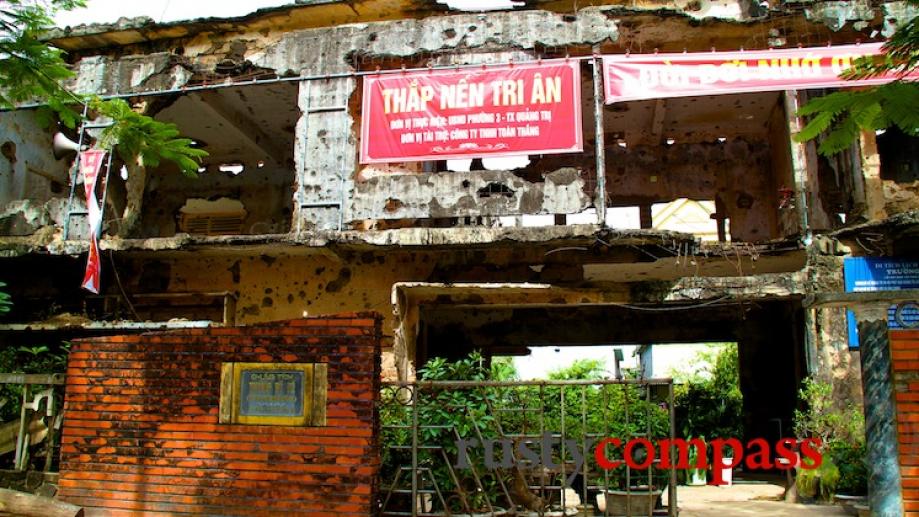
108, 250, 140, 321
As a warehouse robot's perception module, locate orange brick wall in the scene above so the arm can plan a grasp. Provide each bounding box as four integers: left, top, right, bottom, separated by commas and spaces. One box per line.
892, 330, 919, 517
57, 314, 381, 516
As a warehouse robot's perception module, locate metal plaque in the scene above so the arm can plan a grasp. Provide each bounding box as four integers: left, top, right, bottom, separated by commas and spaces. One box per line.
219, 362, 326, 426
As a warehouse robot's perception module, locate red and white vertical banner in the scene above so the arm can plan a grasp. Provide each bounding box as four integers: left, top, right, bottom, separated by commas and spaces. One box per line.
603, 43, 914, 103
79, 149, 106, 294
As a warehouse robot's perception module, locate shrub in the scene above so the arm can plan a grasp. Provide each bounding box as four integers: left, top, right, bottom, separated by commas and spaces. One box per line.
674, 344, 743, 443
793, 378, 867, 498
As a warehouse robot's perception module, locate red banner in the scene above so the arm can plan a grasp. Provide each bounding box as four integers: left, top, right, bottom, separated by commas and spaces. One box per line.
78, 149, 107, 294
603, 43, 914, 103
80, 149, 106, 202
82, 237, 101, 294
360, 60, 582, 163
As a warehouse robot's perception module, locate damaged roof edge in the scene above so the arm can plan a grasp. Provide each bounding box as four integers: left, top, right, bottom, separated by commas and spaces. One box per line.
831, 209, 919, 238
44, 0, 342, 46
44, 0, 782, 51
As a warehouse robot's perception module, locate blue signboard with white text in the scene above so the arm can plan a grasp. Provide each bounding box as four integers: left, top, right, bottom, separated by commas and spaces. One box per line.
844, 257, 919, 349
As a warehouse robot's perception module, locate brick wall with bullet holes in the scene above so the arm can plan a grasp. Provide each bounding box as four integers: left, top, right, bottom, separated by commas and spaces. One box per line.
57, 314, 381, 516
893, 330, 919, 516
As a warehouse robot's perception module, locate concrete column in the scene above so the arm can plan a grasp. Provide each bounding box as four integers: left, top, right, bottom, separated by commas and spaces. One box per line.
858, 130, 887, 221
854, 304, 903, 517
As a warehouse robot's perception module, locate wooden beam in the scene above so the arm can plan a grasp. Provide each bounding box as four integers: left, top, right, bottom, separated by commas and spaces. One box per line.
803, 290, 919, 309
196, 92, 288, 163
0, 488, 83, 517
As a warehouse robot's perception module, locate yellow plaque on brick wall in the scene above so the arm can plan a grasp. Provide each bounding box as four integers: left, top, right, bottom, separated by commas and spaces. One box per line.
219, 363, 327, 426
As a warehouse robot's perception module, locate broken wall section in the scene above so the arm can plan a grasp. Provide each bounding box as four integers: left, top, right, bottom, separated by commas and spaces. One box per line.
136, 83, 299, 238
602, 91, 793, 242
0, 111, 79, 237
877, 127, 919, 217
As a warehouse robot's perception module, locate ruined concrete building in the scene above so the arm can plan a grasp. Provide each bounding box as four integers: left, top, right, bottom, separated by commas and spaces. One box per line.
0, 0, 918, 514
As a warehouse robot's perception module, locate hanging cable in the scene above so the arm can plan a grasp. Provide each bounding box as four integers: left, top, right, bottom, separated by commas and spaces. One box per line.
108, 250, 141, 321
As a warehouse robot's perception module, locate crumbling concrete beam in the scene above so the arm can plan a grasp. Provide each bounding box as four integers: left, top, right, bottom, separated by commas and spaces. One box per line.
351, 167, 590, 221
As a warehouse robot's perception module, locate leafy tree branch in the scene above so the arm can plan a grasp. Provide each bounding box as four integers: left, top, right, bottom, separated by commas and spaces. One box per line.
0, 0, 206, 176
795, 0, 919, 156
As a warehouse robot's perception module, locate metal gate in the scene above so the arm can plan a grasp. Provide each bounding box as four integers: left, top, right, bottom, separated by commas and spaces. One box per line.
378, 379, 677, 517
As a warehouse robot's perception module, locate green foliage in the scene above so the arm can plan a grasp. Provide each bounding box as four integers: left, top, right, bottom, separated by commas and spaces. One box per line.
793, 378, 864, 446
793, 378, 867, 497
489, 356, 518, 381
381, 353, 674, 511
674, 344, 744, 442
381, 352, 505, 512
416, 352, 496, 443
547, 358, 606, 380
540, 358, 670, 490
0, 342, 70, 422
0, 1, 207, 175
795, 0, 919, 156
796, 456, 841, 501
92, 99, 207, 177
828, 441, 868, 495
0, 1, 86, 126
795, 82, 919, 155
0, 282, 11, 315
589, 385, 672, 490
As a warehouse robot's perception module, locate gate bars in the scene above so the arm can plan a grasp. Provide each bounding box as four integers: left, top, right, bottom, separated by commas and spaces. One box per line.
379, 378, 678, 517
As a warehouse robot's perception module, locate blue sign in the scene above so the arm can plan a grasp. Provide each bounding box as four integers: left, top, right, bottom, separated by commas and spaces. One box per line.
844, 257, 919, 349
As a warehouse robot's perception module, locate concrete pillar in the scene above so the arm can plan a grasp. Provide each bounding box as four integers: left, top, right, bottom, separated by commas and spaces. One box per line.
854, 304, 904, 517
858, 130, 887, 222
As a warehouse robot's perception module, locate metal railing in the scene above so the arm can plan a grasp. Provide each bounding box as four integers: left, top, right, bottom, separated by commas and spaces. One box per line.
379, 378, 677, 517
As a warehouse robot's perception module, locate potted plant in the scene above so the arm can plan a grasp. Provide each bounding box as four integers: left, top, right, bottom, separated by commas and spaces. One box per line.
795, 379, 868, 511
793, 378, 867, 508
592, 385, 671, 516
598, 463, 667, 516
795, 455, 840, 502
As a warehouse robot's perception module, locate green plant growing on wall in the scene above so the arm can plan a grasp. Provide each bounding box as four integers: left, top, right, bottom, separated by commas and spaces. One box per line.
793, 378, 864, 446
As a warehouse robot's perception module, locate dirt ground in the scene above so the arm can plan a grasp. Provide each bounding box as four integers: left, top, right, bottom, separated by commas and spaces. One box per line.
665, 481, 851, 516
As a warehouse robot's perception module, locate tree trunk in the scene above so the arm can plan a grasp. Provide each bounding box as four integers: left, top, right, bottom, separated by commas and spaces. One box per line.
118, 162, 146, 237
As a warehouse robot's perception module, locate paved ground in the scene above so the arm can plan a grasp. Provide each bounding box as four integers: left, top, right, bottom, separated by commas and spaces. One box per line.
666, 481, 851, 517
